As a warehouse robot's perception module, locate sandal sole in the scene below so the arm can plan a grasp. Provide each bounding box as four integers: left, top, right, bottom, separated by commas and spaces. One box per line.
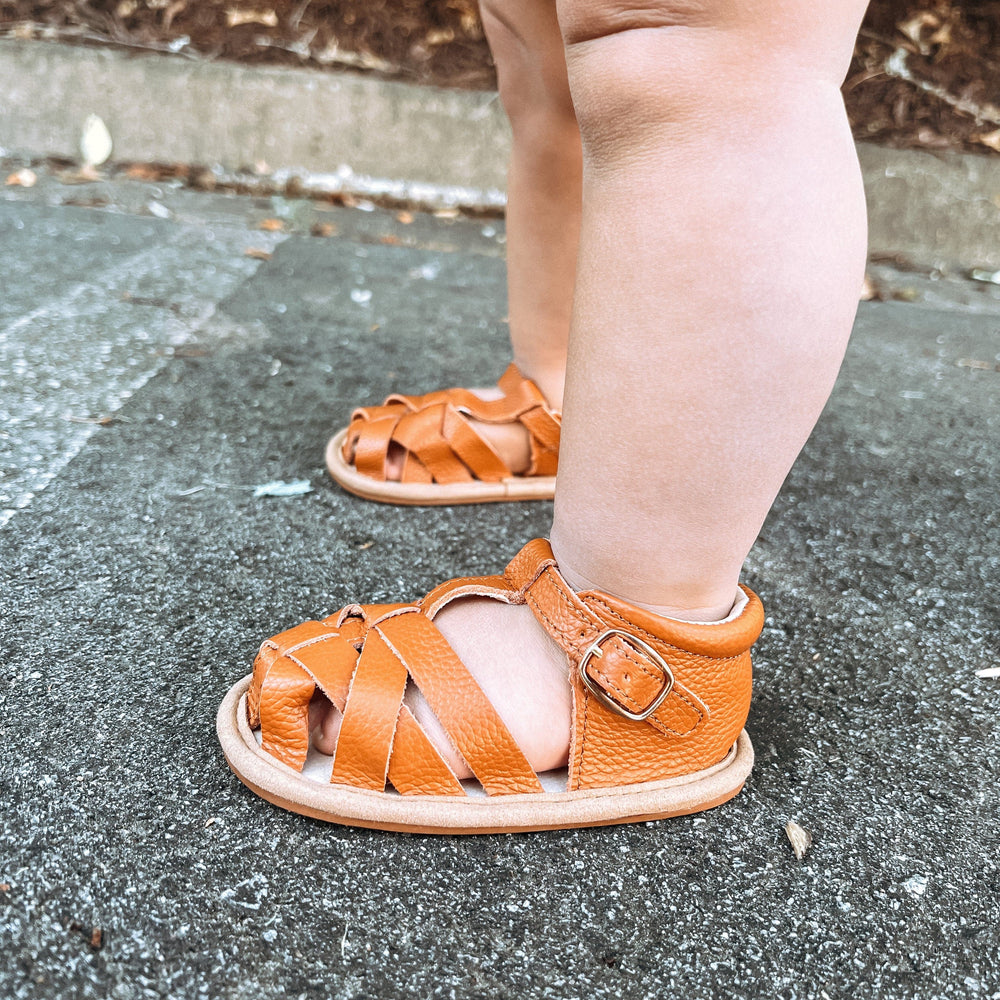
325, 429, 557, 506
217, 675, 754, 834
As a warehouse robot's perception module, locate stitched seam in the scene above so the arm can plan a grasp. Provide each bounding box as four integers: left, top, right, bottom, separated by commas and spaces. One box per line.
537, 571, 708, 735
531, 570, 675, 701
584, 596, 745, 664
587, 650, 666, 707
527, 573, 700, 742
508, 557, 553, 594
578, 686, 591, 790
584, 658, 701, 737
283, 629, 341, 656
523, 585, 568, 645
589, 643, 666, 700
543, 570, 674, 690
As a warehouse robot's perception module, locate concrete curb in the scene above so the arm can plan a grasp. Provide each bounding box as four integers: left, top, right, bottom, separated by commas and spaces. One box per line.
2, 39, 999, 267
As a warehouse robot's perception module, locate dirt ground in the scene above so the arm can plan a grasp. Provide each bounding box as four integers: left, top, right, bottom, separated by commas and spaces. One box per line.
2, 0, 998, 156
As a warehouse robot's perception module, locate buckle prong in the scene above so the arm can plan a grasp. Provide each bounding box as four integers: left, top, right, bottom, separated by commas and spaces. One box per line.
579, 629, 674, 722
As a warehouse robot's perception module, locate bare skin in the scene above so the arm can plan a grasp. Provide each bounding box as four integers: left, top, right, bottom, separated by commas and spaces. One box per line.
317, 0, 870, 779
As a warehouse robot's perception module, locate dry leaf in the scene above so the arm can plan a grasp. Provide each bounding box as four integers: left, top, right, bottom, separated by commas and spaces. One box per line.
244, 248, 272, 261
396, 211, 414, 225
928, 22, 953, 47
5, 168, 36, 188
162, 0, 187, 30
785, 820, 812, 859
125, 163, 161, 181
0, 883, 10, 893
189, 168, 217, 191
861, 274, 882, 301
898, 12, 940, 54
65, 414, 114, 425
433, 207, 460, 219
380, 234, 401, 246
426, 28, 455, 45
90, 928, 103, 950
258, 218, 284, 232
310, 222, 336, 238
226, 7, 278, 27
976, 129, 1000, 153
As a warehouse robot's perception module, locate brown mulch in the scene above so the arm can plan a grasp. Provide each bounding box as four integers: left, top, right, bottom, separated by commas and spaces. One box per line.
2, 0, 998, 156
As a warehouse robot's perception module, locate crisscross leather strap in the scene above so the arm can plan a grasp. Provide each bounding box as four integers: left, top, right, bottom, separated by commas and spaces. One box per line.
247, 593, 543, 797
341, 363, 560, 484
246, 539, 764, 796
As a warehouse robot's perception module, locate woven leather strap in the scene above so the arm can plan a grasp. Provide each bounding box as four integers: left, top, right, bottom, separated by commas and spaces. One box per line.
341, 363, 560, 484
247, 594, 543, 797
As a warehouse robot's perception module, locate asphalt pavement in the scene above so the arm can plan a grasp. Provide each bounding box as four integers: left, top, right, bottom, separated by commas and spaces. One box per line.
1, 172, 998, 1000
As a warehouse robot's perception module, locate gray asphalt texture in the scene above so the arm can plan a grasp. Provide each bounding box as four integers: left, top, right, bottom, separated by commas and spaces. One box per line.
1, 172, 999, 1000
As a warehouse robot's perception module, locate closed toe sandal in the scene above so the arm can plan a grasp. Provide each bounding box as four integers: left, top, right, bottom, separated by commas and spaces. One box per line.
217, 540, 765, 834
325, 363, 560, 505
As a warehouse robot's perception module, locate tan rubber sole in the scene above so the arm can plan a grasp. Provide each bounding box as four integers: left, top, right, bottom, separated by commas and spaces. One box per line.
217, 675, 754, 834
325, 428, 556, 506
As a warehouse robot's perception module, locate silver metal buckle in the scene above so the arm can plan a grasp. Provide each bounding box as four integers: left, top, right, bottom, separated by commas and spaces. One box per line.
578, 629, 675, 722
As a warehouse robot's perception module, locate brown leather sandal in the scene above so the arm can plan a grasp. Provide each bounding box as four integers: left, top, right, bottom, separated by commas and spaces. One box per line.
325, 364, 560, 505
217, 539, 764, 833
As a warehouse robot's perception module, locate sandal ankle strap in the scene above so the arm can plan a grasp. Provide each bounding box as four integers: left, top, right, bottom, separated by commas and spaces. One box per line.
503, 539, 764, 790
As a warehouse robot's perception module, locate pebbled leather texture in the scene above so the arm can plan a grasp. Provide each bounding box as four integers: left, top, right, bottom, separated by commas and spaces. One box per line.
340, 363, 561, 483
244, 538, 763, 796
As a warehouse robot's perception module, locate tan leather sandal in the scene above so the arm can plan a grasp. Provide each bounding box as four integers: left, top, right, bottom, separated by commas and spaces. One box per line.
325, 363, 560, 505
217, 539, 764, 833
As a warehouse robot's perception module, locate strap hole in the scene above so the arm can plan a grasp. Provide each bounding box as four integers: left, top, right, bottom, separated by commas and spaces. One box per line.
624, 673, 631, 682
